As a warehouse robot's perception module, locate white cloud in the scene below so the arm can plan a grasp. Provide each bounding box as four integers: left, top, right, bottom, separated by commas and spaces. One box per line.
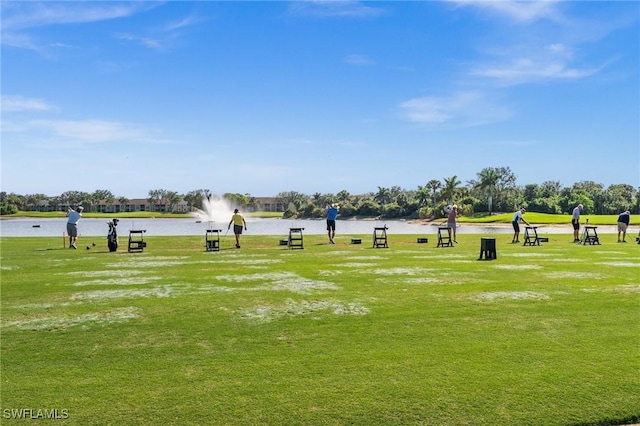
288, 1, 387, 18
548, 43, 570, 56
1, 2, 160, 51
1, 2, 157, 30
448, 0, 561, 23
344, 54, 375, 65
1, 95, 57, 113
163, 15, 199, 32
399, 91, 511, 127
25, 119, 164, 144
470, 42, 604, 85
113, 33, 163, 50
112, 13, 200, 51
472, 58, 601, 84
451, 2, 622, 86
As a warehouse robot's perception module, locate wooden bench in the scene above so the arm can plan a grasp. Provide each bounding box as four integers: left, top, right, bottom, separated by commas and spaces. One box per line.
205, 229, 221, 252
373, 226, 388, 248
128, 230, 146, 253
288, 228, 304, 249
523, 226, 542, 246
437, 227, 453, 248
582, 226, 600, 245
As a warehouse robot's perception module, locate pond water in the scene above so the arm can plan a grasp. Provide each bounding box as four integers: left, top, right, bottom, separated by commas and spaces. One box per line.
0, 217, 616, 237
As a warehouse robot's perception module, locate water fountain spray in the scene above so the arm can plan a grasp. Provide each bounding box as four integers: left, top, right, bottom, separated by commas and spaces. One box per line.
191, 195, 235, 229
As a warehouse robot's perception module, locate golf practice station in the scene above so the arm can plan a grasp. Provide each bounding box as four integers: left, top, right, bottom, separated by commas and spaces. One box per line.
1, 2, 639, 423
1, 219, 638, 425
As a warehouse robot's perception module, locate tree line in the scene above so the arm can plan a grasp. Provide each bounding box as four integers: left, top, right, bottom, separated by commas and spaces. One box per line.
1, 167, 637, 218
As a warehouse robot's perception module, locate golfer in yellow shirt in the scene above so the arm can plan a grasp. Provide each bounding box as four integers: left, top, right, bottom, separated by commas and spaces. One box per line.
228, 209, 247, 248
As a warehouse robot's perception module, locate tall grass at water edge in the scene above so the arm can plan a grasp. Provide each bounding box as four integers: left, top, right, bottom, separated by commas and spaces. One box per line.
1, 233, 638, 425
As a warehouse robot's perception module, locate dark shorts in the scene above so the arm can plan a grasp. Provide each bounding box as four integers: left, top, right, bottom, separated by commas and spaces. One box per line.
67, 223, 78, 238
326, 219, 336, 231
572, 219, 580, 231
512, 221, 520, 233
234, 224, 243, 235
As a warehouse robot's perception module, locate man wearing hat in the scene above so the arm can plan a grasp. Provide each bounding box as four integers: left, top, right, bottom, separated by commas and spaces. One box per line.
228, 208, 247, 249
66, 206, 84, 249
326, 204, 339, 244
511, 207, 530, 244
572, 204, 584, 243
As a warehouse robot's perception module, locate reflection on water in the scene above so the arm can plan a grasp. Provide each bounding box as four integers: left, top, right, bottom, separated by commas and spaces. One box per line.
0, 217, 617, 237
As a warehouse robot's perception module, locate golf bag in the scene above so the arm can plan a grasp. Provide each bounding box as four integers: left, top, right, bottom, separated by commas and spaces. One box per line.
107, 219, 119, 252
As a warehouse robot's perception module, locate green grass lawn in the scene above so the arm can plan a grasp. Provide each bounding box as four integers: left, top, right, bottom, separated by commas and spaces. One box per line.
1, 232, 639, 425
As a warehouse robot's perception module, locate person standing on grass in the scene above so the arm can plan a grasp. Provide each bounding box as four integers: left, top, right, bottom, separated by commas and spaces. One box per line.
326, 204, 339, 244
511, 208, 530, 243
444, 204, 460, 243
66, 206, 83, 249
617, 210, 630, 243
228, 209, 247, 249
571, 204, 584, 243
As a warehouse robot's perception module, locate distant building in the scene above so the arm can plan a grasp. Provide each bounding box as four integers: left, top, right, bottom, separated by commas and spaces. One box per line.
91, 199, 190, 213
24, 196, 284, 213
253, 197, 286, 212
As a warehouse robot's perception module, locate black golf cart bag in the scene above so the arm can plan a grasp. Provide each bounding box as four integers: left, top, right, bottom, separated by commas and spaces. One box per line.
107, 219, 119, 252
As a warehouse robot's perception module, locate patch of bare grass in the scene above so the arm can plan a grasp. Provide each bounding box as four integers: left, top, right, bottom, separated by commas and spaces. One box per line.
239, 298, 370, 323
543, 271, 607, 279
70, 286, 175, 301
369, 267, 435, 276
2, 307, 140, 331
72, 277, 163, 287
470, 291, 550, 302
491, 264, 543, 270
214, 272, 339, 294
340, 262, 376, 268
596, 261, 640, 267
508, 253, 554, 257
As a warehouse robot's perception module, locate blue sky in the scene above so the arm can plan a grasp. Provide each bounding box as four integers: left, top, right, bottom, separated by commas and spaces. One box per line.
2, 1, 638, 198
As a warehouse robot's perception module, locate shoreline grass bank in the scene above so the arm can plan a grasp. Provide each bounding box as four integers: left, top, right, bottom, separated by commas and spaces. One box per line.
3, 211, 639, 226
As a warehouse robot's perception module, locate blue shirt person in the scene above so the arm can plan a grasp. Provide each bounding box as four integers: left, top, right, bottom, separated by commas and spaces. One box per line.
326, 204, 339, 244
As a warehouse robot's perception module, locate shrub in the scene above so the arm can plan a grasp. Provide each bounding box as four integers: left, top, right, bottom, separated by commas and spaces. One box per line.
0, 203, 18, 215
283, 209, 297, 219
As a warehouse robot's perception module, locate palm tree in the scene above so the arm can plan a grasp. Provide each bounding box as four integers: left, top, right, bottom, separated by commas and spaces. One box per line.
276, 191, 308, 212
415, 185, 430, 207
475, 168, 499, 215
426, 179, 442, 206
441, 176, 461, 205
374, 187, 392, 205
147, 189, 165, 212
166, 191, 182, 212
118, 197, 129, 213
336, 190, 351, 205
